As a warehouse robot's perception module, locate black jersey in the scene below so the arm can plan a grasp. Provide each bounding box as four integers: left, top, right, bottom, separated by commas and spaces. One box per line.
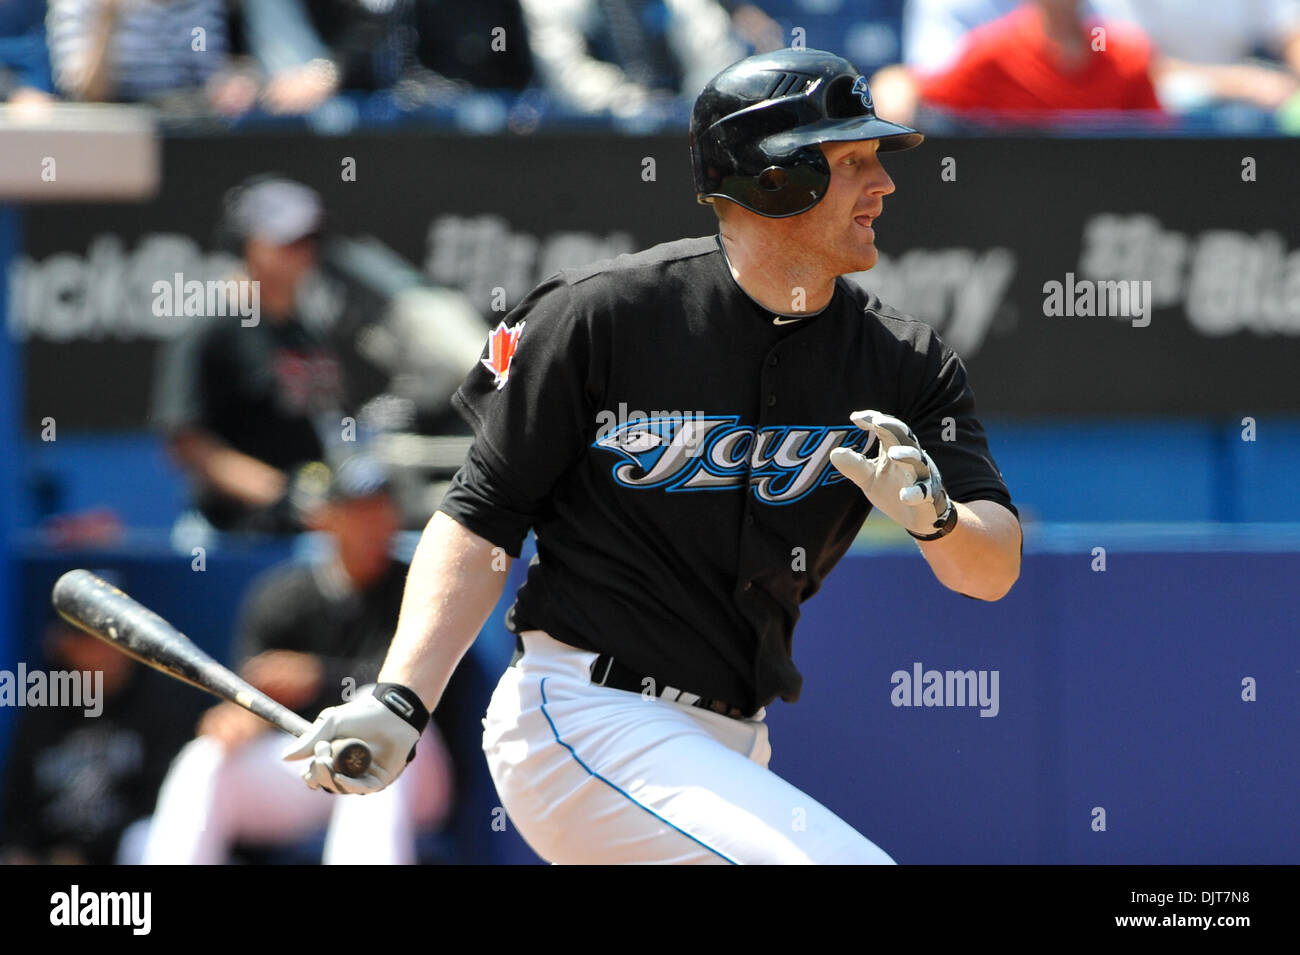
150, 314, 343, 529
439, 234, 1016, 713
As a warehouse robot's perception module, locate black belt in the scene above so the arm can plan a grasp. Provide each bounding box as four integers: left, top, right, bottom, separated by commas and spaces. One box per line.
509, 634, 751, 721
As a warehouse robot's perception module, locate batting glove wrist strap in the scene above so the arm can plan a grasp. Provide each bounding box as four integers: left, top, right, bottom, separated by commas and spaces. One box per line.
373, 683, 430, 736
908, 500, 958, 541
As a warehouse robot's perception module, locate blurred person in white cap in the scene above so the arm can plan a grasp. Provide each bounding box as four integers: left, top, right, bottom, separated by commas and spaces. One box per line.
151, 175, 345, 534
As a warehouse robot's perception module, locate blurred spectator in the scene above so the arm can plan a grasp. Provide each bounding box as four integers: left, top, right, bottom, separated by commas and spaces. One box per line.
902, 0, 1020, 74
235, 0, 341, 114
899, 0, 1300, 114
1090, 0, 1300, 110
405, 0, 534, 96
875, 0, 1160, 125
0, 615, 201, 865
238, 0, 533, 114
0, 0, 56, 104
138, 456, 453, 864
518, 0, 745, 115
46, 0, 256, 112
150, 176, 345, 534
721, 2, 784, 55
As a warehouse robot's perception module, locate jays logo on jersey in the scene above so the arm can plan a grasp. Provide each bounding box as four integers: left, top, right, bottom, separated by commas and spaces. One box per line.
593, 415, 875, 504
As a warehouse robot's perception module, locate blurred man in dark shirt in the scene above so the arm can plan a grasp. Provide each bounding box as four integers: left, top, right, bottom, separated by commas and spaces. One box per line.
140, 455, 452, 864
151, 177, 344, 533
0, 616, 200, 864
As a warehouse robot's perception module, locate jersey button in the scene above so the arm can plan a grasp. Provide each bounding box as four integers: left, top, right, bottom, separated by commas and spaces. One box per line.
744, 514, 754, 526
767, 354, 778, 366
742, 581, 752, 591
767, 394, 777, 407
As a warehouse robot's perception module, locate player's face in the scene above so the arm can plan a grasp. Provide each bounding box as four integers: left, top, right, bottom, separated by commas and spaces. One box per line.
794, 139, 895, 274
244, 236, 317, 296
325, 493, 399, 585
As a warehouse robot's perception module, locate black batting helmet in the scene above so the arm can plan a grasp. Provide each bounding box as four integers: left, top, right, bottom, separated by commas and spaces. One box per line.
690, 48, 923, 218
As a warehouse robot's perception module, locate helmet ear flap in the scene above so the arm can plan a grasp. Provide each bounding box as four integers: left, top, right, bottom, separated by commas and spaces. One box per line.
720, 144, 829, 217
695, 110, 832, 217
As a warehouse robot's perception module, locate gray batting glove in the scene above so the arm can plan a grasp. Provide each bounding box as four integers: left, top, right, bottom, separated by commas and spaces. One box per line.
830, 410, 956, 540
282, 683, 427, 795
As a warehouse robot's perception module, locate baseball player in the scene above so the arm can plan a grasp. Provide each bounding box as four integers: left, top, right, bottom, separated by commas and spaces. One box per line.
142, 456, 453, 864
285, 48, 1022, 864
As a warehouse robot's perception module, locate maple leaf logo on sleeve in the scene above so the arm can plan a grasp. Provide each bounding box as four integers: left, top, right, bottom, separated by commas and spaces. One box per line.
481, 321, 525, 390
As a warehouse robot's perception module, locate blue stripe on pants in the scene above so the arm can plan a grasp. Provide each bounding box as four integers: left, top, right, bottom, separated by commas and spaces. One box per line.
538, 676, 739, 864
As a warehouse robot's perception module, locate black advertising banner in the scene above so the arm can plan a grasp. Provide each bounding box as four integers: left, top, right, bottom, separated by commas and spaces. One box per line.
12, 133, 1300, 430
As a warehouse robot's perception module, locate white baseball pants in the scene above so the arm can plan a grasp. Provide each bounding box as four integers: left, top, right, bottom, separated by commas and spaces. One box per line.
482, 630, 896, 865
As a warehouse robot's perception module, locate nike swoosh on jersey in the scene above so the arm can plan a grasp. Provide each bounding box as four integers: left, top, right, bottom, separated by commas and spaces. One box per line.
772, 316, 803, 326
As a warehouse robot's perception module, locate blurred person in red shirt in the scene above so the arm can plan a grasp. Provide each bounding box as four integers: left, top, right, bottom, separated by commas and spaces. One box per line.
874, 0, 1160, 125
897, 0, 1300, 114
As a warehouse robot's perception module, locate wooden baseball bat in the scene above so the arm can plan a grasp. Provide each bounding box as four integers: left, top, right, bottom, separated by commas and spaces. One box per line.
50, 569, 372, 779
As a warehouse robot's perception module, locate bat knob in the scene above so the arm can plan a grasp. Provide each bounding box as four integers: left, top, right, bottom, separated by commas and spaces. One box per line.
332, 739, 372, 778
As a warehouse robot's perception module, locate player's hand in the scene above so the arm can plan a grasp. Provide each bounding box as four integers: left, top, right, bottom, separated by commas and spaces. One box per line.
282, 683, 428, 795
240, 650, 322, 711
830, 410, 956, 540
206, 72, 258, 117
197, 702, 267, 750
261, 60, 339, 115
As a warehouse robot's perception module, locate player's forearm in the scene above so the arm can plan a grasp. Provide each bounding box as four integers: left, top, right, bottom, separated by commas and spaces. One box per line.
378, 511, 511, 709
915, 500, 1021, 601
167, 429, 286, 508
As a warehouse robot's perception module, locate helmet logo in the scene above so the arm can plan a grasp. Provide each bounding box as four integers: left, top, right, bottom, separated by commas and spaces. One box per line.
851, 76, 872, 110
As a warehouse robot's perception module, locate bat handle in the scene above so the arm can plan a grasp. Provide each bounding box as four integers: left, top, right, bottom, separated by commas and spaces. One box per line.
331, 738, 372, 779
280, 710, 370, 780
